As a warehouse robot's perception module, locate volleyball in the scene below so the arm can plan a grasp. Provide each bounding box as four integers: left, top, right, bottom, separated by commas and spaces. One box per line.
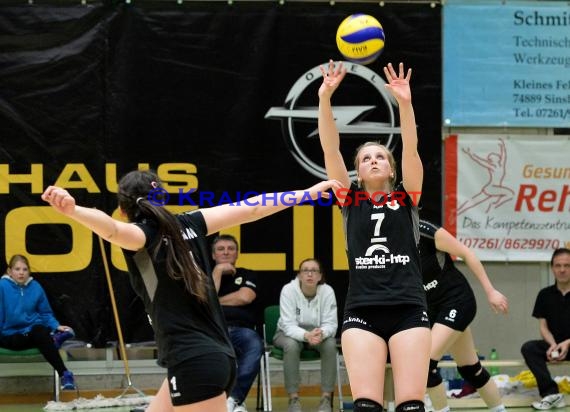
336, 14, 385, 65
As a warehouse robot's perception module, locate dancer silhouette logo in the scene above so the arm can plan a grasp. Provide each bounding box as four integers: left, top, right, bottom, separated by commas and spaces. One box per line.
457, 138, 515, 215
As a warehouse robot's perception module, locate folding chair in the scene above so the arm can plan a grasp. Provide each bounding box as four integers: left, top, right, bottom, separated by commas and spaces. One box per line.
258, 305, 342, 411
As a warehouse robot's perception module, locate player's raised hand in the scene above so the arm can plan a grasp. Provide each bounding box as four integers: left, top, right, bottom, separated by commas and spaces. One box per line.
42, 186, 77, 216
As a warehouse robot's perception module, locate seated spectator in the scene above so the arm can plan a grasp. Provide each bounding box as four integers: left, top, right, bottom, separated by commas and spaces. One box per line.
521, 248, 570, 410
0, 254, 76, 390
273, 258, 338, 412
212, 235, 263, 412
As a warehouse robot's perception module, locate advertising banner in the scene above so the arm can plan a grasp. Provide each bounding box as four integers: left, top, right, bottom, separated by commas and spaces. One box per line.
444, 0, 570, 127
444, 134, 570, 261
0, 2, 441, 343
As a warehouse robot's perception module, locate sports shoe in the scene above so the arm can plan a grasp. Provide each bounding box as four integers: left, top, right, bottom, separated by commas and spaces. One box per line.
318, 395, 332, 412
226, 396, 237, 412
60, 370, 76, 390
233, 402, 248, 412
53, 329, 75, 349
532, 394, 566, 410
288, 397, 302, 412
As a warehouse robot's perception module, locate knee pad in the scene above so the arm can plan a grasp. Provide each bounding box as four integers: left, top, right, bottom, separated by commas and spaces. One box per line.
354, 398, 383, 412
457, 361, 491, 389
396, 400, 425, 412
427, 358, 443, 388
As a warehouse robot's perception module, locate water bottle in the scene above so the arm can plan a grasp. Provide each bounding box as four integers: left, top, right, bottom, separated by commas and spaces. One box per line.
440, 354, 455, 389
489, 348, 500, 376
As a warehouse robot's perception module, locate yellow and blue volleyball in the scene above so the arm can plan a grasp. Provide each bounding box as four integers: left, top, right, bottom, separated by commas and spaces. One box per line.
336, 14, 385, 65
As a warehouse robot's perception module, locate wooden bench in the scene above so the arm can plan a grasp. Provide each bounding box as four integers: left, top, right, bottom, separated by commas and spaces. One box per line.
338, 359, 570, 411
0, 341, 164, 401
0, 347, 60, 401
441, 359, 570, 409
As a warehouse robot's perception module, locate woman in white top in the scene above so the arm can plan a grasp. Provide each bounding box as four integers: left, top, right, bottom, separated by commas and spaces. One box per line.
273, 258, 338, 412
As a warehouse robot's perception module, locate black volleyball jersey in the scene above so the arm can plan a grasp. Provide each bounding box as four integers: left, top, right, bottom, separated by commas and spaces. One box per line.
418, 220, 473, 305
123, 210, 234, 368
341, 182, 425, 310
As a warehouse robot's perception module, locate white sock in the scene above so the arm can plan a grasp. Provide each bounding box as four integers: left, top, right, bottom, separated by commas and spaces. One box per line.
489, 404, 506, 412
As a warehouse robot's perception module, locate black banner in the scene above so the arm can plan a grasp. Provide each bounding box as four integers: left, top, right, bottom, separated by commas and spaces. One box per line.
0, 1, 441, 344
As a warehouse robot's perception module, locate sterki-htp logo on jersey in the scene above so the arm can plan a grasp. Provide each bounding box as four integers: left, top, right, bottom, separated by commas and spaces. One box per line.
355, 251, 411, 270
354, 212, 411, 270
265, 62, 401, 180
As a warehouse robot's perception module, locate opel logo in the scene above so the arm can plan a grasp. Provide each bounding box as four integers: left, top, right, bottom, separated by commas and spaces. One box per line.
266, 62, 401, 180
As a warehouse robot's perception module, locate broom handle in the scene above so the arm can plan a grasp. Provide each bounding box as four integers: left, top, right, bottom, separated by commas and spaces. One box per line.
98, 235, 133, 383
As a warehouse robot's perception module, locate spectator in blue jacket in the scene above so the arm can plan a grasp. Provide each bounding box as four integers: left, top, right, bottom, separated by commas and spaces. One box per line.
0, 254, 76, 390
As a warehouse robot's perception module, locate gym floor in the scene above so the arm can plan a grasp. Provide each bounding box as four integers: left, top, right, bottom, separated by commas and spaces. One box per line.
0, 400, 541, 412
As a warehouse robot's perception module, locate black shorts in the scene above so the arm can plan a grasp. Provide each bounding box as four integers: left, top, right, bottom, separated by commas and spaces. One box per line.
428, 292, 476, 331
342, 304, 430, 342
168, 352, 236, 406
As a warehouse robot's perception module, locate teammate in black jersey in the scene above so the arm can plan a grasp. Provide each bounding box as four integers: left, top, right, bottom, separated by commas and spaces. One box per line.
419, 220, 508, 412
42, 170, 336, 412
318, 61, 429, 412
